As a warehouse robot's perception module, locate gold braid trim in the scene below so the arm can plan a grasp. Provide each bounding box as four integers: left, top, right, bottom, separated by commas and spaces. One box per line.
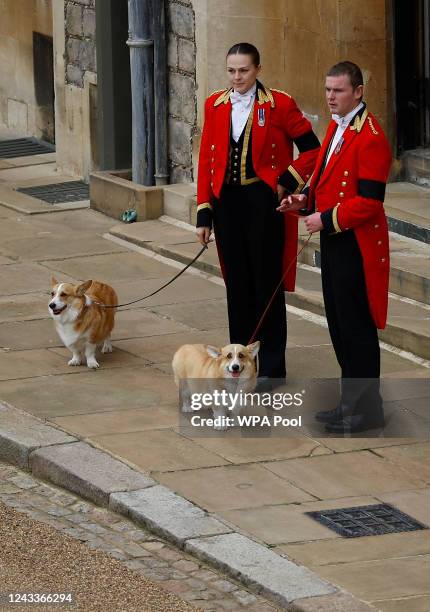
214, 88, 232, 106
333, 204, 341, 233
367, 116, 379, 135
197, 202, 212, 212
287, 165, 306, 194
350, 108, 369, 133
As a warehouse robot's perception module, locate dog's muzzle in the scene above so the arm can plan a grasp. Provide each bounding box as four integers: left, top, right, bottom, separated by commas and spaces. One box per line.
49, 302, 67, 316
228, 364, 243, 378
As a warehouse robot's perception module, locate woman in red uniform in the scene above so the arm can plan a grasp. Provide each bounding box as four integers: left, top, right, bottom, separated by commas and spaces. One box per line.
196, 43, 320, 383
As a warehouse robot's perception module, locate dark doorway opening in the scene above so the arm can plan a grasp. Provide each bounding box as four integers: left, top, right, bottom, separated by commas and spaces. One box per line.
394, 0, 430, 153
95, 0, 132, 170
33, 32, 55, 144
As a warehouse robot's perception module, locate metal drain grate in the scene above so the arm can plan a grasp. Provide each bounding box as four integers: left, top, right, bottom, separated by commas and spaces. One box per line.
0, 137, 55, 159
306, 504, 427, 538
18, 181, 89, 204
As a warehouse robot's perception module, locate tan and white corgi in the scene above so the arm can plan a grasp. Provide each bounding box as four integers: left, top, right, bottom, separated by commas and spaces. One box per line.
172, 342, 260, 429
49, 277, 118, 369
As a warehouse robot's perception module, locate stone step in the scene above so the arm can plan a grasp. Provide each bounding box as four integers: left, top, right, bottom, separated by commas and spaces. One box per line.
161, 182, 430, 246
297, 227, 430, 306
402, 148, 430, 189
385, 182, 430, 245
109, 218, 430, 361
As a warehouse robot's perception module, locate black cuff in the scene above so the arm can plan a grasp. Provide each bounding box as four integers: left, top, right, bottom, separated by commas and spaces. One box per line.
358, 179, 386, 201
196, 208, 213, 228
320, 208, 335, 233
278, 169, 299, 194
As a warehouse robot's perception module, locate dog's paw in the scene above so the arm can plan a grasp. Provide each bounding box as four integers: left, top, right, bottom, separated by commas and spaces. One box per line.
87, 358, 100, 369
101, 340, 113, 354
68, 357, 82, 366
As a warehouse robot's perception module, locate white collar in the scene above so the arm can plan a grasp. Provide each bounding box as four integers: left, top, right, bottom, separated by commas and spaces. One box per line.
230, 83, 257, 101
332, 101, 364, 128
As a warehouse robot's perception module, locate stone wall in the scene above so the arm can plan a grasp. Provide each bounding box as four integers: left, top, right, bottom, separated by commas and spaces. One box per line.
0, 0, 53, 140
167, 0, 197, 183
64, 0, 96, 88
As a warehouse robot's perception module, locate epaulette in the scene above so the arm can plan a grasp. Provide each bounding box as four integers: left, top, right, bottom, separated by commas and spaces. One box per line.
213, 88, 232, 106
257, 86, 275, 108
350, 108, 369, 133
270, 88, 291, 98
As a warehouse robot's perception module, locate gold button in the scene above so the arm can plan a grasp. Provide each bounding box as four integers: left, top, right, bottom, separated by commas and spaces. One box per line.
339, 192, 344, 197
210, 181, 213, 187
374, 224, 379, 229
344, 170, 349, 176
234, 163, 238, 166
233, 178, 238, 182
272, 165, 277, 169
211, 145, 215, 150
378, 240, 382, 245
211, 157, 214, 163
381, 258, 386, 263
341, 181, 347, 186
271, 155, 275, 159
211, 169, 214, 174
272, 143, 276, 148
234, 155, 238, 159
235, 148, 239, 152
337, 202, 341, 206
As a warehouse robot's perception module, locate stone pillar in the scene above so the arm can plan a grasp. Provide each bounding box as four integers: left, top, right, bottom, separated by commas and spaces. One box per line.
167, 0, 197, 183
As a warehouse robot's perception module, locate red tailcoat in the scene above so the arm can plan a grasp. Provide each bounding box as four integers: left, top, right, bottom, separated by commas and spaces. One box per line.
308, 108, 392, 328
197, 84, 320, 290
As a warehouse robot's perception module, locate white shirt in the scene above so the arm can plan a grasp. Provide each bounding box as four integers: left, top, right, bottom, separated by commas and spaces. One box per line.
230, 83, 257, 142
325, 102, 364, 164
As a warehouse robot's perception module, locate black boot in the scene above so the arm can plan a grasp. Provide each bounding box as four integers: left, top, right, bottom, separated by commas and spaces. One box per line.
325, 410, 385, 434
315, 404, 345, 423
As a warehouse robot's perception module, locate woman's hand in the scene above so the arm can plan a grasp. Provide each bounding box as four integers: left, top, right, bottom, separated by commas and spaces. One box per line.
277, 193, 307, 213
196, 226, 212, 246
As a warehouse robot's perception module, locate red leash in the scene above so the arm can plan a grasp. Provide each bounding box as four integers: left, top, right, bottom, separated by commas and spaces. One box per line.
247, 234, 312, 344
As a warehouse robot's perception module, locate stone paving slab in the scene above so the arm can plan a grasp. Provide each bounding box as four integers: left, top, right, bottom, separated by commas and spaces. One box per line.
0, 401, 76, 469
175, 434, 328, 464
0, 232, 126, 262
41, 251, 177, 284
315, 555, 430, 601
377, 488, 430, 525
262, 451, 427, 499
0, 262, 76, 296
0, 292, 51, 323
51, 406, 180, 437
156, 463, 315, 511
0, 366, 176, 418
30, 441, 155, 507
185, 533, 335, 606
110, 485, 233, 546
279, 529, 430, 566
218, 496, 379, 546
90, 429, 230, 473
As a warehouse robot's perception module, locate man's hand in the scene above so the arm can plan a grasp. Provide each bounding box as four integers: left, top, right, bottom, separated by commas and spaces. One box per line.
276, 184, 286, 202
196, 226, 212, 246
304, 212, 323, 234
277, 193, 307, 213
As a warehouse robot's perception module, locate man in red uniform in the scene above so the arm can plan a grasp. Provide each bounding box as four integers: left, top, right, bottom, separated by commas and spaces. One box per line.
196, 43, 320, 383
281, 61, 392, 433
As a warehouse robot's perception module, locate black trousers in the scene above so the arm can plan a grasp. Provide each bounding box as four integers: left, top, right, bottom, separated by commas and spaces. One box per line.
212, 182, 286, 378
320, 229, 382, 413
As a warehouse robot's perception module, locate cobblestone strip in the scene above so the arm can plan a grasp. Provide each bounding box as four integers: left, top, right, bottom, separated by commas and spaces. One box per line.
0, 461, 279, 612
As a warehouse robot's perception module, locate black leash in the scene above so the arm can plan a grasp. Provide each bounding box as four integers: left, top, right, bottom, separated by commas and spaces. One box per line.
95, 244, 208, 309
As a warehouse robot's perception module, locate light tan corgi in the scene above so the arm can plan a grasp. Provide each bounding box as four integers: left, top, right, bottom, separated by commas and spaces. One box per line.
172, 342, 260, 429
49, 277, 118, 369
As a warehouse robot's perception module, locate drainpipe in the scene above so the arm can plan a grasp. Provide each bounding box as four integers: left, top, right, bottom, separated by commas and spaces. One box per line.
127, 0, 155, 185
152, 0, 169, 186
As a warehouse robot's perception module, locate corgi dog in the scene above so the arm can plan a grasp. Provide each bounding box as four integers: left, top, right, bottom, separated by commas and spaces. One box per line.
172, 342, 260, 430
49, 277, 118, 369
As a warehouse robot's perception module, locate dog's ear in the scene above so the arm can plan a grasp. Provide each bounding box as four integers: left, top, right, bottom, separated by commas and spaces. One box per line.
51, 276, 58, 287
76, 280, 93, 296
206, 345, 221, 359
247, 341, 260, 358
